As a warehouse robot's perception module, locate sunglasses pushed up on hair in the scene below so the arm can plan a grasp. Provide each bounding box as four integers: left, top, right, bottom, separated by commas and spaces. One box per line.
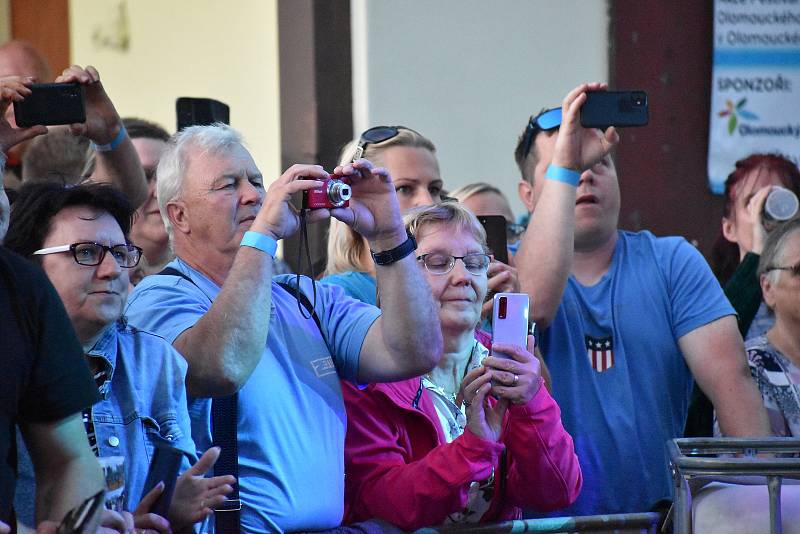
519, 107, 562, 160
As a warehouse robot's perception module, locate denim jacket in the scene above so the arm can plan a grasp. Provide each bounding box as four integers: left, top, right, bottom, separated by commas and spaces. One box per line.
88, 319, 196, 511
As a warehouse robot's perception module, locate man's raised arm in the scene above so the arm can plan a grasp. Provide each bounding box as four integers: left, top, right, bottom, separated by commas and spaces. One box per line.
329, 159, 442, 382
681, 315, 771, 437
55, 65, 148, 208
516, 83, 618, 328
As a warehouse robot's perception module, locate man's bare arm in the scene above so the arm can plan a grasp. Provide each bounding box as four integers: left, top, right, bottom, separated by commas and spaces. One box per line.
174, 245, 274, 397
516, 83, 618, 328
680, 315, 771, 436
20, 413, 104, 525
54, 65, 147, 208
358, 233, 442, 382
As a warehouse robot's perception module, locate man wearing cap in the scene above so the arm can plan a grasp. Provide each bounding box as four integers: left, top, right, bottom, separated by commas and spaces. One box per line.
512, 83, 770, 515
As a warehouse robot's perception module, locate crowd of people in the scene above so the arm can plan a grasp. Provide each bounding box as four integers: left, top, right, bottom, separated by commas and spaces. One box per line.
1, 38, 799, 534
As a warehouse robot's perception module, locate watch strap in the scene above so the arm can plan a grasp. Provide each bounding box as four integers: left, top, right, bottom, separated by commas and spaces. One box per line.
371, 231, 417, 266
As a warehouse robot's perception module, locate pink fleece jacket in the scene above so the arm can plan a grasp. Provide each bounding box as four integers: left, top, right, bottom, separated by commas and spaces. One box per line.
342, 377, 582, 530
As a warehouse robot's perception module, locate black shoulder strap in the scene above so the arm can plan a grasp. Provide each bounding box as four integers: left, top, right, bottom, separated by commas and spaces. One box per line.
157, 266, 241, 529
277, 281, 323, 334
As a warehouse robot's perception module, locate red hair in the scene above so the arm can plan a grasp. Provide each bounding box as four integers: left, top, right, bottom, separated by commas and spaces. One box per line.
711, 153, 800, 283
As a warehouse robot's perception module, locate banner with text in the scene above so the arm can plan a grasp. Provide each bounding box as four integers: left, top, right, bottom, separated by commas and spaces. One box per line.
708, 0, 800, 194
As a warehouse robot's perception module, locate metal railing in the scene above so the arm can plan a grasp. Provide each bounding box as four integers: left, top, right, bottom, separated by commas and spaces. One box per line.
669, 437, 800, 534
412, 512, 662, 533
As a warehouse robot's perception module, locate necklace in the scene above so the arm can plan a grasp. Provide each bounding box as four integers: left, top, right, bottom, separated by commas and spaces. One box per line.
426, 340, 478, 400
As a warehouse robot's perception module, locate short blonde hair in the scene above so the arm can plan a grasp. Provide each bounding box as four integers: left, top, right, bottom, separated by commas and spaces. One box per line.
448, 182, 505, 203
403, 201, 488, 251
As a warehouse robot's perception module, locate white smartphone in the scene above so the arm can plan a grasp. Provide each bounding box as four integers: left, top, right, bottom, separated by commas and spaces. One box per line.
491, 293, 530, 357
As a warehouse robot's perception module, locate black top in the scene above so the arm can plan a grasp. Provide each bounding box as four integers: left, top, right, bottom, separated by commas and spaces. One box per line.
0, 247, 100, 525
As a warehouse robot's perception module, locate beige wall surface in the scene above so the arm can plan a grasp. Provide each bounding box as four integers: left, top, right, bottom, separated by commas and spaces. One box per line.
69, 0, 282, 182
0, 1, 10, 43
352, 0, 609, 217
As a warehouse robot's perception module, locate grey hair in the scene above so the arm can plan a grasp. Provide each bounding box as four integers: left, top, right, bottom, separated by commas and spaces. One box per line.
758, 218, 800, 285
156, 123, 244, 240
403, 201, 488, 252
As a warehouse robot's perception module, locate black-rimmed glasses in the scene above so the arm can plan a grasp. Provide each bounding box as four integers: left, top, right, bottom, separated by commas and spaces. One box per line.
353, 125, 420, 162
519, 107, 562, 160
34, 242, 143, 268
416, 252, 491, 275
765, 262, 800, 277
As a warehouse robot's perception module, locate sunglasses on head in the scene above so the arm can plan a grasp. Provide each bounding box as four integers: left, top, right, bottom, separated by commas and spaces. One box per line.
519, 107, 562, 160
352, 125, 420, 162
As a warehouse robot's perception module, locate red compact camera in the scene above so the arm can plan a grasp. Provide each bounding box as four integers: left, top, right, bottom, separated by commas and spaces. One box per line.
302, 178, 352, 209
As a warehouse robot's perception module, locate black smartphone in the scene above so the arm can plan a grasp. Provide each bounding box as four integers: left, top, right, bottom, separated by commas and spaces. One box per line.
140, 443, 185, 517
13, 83, 86, 127
478, 215, 509, 265
56, 489, 105, 534
580, 90, 648, 129
176, 97, 230, 130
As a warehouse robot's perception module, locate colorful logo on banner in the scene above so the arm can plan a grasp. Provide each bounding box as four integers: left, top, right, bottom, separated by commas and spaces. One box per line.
585, 335, 614, 373
707, 0, 800, 194
718, 98, 760, 134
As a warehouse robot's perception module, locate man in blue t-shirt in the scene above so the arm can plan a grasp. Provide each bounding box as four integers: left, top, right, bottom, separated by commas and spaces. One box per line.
511, 84, 771, 515
125, 124, 442, 533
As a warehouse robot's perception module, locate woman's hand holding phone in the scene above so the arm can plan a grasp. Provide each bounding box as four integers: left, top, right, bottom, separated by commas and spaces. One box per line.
485, 335, 542, 405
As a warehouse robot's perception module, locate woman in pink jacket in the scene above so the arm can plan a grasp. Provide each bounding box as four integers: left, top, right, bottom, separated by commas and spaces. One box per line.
342, 202, 581, 530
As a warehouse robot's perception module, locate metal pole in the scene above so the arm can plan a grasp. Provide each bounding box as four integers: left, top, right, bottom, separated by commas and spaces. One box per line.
768, 475, 782, 534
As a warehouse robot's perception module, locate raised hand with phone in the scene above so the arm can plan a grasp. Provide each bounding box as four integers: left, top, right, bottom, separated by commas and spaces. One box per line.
51, 65, 147, 208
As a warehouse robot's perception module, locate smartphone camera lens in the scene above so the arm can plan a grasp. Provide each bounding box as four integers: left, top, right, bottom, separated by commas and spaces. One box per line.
498, 296, 507, 319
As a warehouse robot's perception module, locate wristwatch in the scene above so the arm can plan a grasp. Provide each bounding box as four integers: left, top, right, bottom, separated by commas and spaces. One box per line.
371, 231, 417, 266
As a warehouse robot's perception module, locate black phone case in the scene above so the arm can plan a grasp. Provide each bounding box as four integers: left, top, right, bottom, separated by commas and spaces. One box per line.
580, 91, 649, 129
140, 444, 184, 517
13, 83, 86, 127
478, 215, 509, 265
176, 97, 230, 130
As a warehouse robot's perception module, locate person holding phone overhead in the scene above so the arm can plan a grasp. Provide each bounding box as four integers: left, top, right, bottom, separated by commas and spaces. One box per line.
512, 83, 770, 516
341, 201, 580, 531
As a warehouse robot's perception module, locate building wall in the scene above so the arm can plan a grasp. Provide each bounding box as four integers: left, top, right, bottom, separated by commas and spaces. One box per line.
69, 0, 282, 181
351, 0, 610, 216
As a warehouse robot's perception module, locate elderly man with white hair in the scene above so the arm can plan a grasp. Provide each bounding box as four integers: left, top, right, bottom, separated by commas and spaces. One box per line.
125, 123, 442, 533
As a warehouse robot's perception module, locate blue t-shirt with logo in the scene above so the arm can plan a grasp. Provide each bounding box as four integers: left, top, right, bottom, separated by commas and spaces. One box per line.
126, 259, 380, 533
539, 230, 734, 515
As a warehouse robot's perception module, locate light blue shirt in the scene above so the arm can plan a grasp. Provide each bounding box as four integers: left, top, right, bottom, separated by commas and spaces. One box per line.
539, 231, 734, 515
15, 320, 195, 521
125, 258, 381, 533
320, 271, 377, 305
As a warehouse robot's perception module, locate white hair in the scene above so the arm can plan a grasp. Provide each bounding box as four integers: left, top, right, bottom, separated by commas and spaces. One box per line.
156, 123, 244, 240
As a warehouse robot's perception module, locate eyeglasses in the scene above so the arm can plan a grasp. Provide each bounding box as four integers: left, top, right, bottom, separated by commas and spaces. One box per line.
765, 262, 800, 277
416, 252, 491, 275
519, 107, 562, 161
34, 242, 143, 268
353, 125, 419, 162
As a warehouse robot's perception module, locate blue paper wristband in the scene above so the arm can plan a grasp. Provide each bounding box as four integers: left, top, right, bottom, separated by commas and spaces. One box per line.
240, 231, 278, 257
545, 164, 581, 187
91, 124, 127, 152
